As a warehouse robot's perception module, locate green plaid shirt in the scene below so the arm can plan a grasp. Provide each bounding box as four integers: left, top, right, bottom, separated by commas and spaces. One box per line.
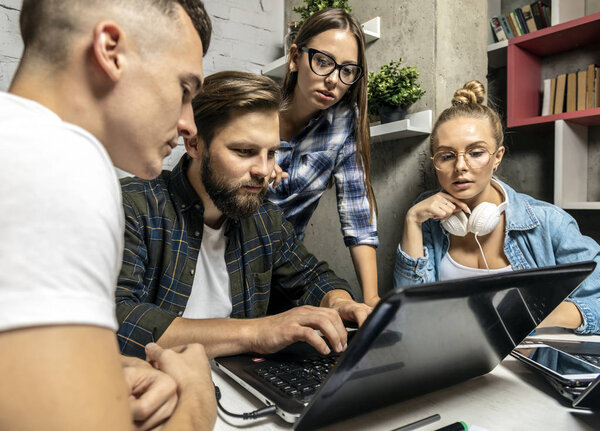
116, 154, 353, 358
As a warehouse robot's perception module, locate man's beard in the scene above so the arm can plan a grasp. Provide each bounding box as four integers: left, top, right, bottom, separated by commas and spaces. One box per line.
201, 152, 267, 219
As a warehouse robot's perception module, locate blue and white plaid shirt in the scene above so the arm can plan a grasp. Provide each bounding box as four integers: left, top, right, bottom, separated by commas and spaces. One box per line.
267, 103, 378, 247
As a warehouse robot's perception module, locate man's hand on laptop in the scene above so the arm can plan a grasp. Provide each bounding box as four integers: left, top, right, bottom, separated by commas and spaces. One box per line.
320, 290, 372, 328
248, 305, 353, 356
247, 291, 372, 356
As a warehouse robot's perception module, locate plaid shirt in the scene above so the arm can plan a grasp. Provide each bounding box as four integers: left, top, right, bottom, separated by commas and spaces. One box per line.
116, 154, 353, 358
267, 103, 378, 247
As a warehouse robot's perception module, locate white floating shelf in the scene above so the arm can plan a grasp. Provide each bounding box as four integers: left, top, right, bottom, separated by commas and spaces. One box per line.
262, 17, 381, 78
261, 55, 287, 79
361, 16, 381, 43
369, 110, 432, 142
487, 40, 507, 69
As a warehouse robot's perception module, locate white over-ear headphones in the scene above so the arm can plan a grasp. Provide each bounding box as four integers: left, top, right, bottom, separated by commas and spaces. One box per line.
441, 179, 508, 237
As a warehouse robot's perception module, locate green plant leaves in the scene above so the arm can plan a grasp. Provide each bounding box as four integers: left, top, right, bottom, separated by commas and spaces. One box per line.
367, 59, 425, 116
293, 0, 352, 28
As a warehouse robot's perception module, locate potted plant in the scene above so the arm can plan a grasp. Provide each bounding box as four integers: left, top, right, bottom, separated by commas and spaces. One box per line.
368, 59, 426, 123
293, 0, 352, 28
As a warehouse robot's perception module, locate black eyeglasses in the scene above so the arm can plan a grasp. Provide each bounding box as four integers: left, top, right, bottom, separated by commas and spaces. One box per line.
299, 46, 363, 85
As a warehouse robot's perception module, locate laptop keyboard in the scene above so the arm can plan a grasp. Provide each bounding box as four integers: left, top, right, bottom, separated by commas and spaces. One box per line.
255, 354, 340, 399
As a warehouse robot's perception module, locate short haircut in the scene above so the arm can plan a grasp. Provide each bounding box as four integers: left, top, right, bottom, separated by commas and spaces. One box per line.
19, 0, 211, 64
192, 71, 283, 146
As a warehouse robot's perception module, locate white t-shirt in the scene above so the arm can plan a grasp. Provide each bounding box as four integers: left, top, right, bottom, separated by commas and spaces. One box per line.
183, 224, 232, 319
0, 92, 123, 331
440, 252, 513, 281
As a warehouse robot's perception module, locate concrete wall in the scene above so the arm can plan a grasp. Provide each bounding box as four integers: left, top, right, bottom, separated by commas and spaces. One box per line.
284, 1, 488, 298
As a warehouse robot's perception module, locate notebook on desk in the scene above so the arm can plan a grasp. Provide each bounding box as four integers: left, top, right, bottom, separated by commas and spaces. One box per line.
215, 261, 596, 431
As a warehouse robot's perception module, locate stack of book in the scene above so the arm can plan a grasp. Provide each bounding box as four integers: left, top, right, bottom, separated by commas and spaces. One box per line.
490, 1, 551, 42
541, 65, 600, 116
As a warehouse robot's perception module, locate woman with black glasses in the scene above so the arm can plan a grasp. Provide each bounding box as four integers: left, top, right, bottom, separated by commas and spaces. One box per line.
267, 8, 380, 306
395, 80, 600, 334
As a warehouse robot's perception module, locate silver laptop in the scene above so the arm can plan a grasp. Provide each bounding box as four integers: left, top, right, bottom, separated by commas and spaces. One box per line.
215, 261, 596, 430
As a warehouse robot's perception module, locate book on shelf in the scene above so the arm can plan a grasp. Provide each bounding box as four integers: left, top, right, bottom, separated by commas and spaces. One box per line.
549, 78, 556, 115
586, 64, 596, 110
596, 66, 600, 110
566, 72, 577, 113
521, 5, 538, 31
509, 11, 522, 36
541, 78, 552, 116
499, 15, 515, 38
540, 1, 551, 27
554, 73, 566, 114
490, 16, 507, 42
515, 8, 529, 34
530, 2, 546, 29
577, 70, 587, 111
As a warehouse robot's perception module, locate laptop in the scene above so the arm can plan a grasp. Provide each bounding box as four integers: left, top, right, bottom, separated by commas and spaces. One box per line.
215, 261, 596, 430
512, 339, 600, 409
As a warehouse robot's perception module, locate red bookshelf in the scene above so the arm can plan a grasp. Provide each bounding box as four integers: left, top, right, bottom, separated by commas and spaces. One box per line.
507, 12, 600, 128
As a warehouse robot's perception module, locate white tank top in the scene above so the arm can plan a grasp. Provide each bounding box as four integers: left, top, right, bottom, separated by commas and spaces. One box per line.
183, 224, 232, 319
440, 252, 512, 281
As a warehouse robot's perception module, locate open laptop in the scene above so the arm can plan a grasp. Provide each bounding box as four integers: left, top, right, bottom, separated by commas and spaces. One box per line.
215, 261, 596, 430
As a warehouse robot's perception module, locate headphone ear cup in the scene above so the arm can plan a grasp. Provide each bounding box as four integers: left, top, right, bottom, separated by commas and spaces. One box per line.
468, 202, 501, 236
441, 211, 469, 236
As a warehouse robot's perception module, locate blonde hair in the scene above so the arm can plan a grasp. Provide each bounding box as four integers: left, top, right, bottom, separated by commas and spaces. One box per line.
430, 80, 504, 150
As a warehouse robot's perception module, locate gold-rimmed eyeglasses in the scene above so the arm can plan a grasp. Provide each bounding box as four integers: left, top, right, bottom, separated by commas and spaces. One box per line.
431, 147, 499, 171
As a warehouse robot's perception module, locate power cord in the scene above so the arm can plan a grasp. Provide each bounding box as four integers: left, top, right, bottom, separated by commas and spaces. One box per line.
214, 385, 277, 420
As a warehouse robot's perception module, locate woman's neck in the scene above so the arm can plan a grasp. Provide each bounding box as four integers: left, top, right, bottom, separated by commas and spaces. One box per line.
280, 92, 320, 141
464, 180, 504, 209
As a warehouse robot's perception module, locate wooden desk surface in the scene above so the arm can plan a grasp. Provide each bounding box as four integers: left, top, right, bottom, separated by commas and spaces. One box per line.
212, 329, 600, 431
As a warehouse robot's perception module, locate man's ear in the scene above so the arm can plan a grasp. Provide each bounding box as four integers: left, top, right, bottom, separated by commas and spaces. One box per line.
184, 136, 205, 159
288, 44, 300, 73
92, 21, 126, 82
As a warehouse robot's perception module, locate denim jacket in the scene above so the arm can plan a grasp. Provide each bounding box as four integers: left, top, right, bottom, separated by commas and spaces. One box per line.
394, 179, 600, 335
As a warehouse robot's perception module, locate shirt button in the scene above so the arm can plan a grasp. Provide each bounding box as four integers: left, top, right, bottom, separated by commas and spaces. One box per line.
181, 204, 186, 209
177, 311, 183, 316
190, 269, 195, 275
194, 231, 200, 237
195, 204, 201, 210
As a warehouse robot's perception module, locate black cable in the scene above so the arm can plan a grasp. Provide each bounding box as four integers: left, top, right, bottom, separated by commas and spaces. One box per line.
214, 385, 277, 420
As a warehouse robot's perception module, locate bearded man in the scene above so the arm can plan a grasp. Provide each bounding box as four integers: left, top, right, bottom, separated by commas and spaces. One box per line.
116, 71, 372, 360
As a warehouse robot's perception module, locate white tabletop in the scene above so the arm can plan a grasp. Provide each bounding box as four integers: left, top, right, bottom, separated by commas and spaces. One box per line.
212, 329, 600, 431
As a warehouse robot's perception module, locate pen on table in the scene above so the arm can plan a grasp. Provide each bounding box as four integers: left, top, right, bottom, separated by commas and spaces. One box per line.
391, 413, 441, 431
433, 421, 468, 431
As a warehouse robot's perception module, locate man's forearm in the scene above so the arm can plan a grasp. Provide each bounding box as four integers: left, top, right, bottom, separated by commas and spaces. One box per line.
157, 317, 260, 359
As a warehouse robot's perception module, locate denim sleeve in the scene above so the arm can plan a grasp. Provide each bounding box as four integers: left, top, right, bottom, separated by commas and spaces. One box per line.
552, 213, 600, 335
393, 221, 438, 288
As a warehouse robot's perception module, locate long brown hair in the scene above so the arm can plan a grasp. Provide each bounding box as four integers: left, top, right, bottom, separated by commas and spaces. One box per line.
281, 8, 377, 218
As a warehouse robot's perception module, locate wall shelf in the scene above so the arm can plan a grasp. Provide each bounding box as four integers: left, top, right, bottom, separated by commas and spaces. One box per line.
262, 16, 381, 79
361, 16, 381, 43
487, 40, 507, 69
554, 120, 600, 209
507, 11, 600, 128
369, 110, 432, 142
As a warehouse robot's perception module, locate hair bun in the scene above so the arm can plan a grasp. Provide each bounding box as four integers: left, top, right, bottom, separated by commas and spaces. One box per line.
451, 80, 486, 106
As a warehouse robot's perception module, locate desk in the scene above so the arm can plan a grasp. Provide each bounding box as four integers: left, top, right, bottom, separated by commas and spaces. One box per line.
212, 329, 600, 431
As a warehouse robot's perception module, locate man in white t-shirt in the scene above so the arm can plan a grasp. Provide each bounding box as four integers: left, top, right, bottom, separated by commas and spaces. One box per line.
117, 71, 373, 360
0, 1, 217, 430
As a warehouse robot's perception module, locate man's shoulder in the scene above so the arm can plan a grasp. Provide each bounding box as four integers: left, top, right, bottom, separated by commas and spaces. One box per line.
120, 171, 173, 211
